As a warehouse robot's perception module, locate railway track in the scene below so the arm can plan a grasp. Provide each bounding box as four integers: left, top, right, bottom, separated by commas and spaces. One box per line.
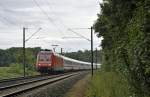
0, 74, 60, 89
0, 74, 43, 83
0, 72, 81, 97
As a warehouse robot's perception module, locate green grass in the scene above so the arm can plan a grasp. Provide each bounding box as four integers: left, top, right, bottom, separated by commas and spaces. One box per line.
87, 70, 131, 97
0, 67, 21, 79
0, 63, 39, 79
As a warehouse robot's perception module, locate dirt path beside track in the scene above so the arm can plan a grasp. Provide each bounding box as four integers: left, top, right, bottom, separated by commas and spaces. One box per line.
64, 74, 90, 97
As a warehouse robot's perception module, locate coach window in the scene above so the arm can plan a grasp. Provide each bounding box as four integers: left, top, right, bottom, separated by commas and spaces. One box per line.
65, 60, 69, 64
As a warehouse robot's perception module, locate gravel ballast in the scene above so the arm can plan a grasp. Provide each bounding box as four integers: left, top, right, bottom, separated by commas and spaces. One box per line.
16, 71, 89, 97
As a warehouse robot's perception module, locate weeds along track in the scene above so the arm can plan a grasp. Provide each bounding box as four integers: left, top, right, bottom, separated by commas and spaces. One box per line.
0, 72, 82, 97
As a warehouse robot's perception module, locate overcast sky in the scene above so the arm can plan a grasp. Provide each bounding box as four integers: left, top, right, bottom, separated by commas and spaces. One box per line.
0, 0, 102, 52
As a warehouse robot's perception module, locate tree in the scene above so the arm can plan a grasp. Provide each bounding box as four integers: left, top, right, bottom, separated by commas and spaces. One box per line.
94, 0, 150, 97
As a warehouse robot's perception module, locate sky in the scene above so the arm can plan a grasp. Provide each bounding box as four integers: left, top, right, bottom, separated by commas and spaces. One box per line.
0, 0, 103, 52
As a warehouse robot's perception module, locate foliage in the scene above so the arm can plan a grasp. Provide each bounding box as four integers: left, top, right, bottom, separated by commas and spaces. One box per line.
64, 50, 102, 63
0, 47, 41, 67
0, 63, 39, 79
94, 0, 150, 97
0, 49, 13, 66
0, 47, 41, 79
87, 70, 130, 97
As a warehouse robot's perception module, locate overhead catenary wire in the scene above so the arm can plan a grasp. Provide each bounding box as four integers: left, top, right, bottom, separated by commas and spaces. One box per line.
44, 0, 66, 29
32, 0, 65, 36
43, 0, 67, 36
25, 28, 42, 42
0, 13, 21, 28
43, 0, 91, 42
0, 3, 22, 28
68, 28, 91, 42
0, 16, 16, 26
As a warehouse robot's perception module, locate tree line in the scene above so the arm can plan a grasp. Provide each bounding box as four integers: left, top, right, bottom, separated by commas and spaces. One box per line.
0, 47, 101, 67
0, 47, 41, 67
64, 50, 102, 63
94, 0, 150, 97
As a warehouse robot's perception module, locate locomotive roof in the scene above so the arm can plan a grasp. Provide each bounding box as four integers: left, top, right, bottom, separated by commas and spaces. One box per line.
39, 50, 52, 53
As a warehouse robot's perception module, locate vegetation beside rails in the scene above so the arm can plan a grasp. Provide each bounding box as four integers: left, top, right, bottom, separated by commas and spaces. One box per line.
87, 70, 130, 97
0, 63, 39, 79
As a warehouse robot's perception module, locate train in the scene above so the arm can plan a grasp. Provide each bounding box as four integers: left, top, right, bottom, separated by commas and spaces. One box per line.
36, 50, 98, 73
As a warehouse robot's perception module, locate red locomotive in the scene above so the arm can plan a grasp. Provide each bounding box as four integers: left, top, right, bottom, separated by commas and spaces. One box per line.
36, 50, 96, 73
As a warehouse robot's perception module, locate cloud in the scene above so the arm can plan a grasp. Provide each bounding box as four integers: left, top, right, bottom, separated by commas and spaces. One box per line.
0, 0, 102, 51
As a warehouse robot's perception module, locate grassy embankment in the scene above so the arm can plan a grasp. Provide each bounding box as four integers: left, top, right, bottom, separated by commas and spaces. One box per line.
0, 63, 39, 79
87, 70, 131, 97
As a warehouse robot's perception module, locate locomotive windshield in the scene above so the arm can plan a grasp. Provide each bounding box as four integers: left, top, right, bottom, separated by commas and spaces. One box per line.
39, 53, 51, 62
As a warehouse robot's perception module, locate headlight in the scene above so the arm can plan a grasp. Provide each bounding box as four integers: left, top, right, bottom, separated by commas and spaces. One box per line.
49, 64, 51, 66
38, 64, 41, 66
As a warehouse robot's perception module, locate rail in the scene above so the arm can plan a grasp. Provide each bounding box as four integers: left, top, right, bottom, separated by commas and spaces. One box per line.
0, 72, 80, 97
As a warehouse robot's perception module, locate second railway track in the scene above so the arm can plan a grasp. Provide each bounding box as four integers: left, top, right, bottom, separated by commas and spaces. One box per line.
0, 71, 82, 97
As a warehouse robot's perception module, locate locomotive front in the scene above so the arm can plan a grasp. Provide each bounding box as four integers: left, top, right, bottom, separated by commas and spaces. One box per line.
36, 51, 52, 73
